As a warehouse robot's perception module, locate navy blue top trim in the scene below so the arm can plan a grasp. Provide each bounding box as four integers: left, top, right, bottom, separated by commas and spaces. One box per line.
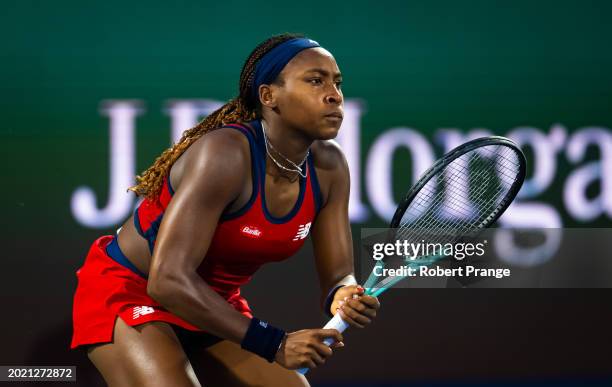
105, 234, 148, 279
143, 213, 163, 254
219, 124, 260, 221
167, 175, 175, 196
252, 119, 308, 224
307, 154, 323, 213
133, 208, 145, 237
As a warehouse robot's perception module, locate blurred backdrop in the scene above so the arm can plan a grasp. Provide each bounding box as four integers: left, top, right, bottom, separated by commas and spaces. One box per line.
2, 0, 612, 385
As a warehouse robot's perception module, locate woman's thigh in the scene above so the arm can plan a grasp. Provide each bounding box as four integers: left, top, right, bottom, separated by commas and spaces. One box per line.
87, 316, 201, 387
186, 340, 309, 387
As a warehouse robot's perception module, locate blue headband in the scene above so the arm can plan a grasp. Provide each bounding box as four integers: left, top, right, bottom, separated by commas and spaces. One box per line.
250, 37, 321, 102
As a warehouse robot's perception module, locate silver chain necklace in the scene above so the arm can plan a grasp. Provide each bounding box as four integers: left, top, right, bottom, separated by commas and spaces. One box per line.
261, 120, 309, 178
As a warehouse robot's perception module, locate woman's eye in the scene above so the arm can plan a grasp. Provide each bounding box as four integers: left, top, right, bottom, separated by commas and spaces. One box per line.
309, 78, 322, 85
335, 81, 343, 88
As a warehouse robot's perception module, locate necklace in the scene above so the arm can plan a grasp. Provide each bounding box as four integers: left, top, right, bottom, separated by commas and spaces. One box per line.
261, 120, 309, 178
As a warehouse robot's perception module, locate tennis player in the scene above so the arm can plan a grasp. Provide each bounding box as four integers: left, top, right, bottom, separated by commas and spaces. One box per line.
71, 33, 380, 386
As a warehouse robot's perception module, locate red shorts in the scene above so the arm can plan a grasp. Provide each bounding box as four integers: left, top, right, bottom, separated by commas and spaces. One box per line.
70, 235, 251, 349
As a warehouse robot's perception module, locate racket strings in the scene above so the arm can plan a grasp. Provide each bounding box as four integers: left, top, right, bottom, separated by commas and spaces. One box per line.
364, 141, 525, 296
396, 145, 521, 246
411, 145, 517, 220
393, 166, 496, 261
405, 149, 517, 240
406, 148, 512, 220
399, 166, 496, 239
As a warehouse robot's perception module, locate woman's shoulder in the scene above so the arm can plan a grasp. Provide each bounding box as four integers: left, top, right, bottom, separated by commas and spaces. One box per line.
311, 139, 349, 175
183, 125, 253, 164
310, 139, 350, 206
170, 126, 252, 192
194, 125, 251, 151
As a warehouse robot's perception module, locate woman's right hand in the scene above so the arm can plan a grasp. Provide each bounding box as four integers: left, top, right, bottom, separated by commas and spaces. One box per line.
275, 329, 344, 370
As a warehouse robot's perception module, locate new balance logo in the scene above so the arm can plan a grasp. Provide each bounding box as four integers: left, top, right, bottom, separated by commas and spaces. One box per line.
132, 306, 155, 319
293, 222, 312, 241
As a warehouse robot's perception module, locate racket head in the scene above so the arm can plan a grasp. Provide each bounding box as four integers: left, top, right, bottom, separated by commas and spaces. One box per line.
390, 136, 526, 232
364, 136, 526, 295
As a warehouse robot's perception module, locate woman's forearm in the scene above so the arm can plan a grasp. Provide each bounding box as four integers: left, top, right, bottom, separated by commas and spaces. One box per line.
147, 272, 251, 343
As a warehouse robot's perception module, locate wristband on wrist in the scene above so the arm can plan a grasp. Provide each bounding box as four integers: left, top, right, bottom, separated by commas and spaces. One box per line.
240, 317, 286, 363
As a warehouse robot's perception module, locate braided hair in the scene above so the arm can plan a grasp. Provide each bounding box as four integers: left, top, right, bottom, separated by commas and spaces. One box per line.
128, 32, 305, 200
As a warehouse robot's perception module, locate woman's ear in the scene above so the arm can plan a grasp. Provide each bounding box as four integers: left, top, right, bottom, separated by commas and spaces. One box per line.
258, 84, 278, 109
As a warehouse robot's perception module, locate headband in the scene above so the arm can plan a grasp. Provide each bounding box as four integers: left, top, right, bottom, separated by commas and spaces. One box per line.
250, 37, 321, 102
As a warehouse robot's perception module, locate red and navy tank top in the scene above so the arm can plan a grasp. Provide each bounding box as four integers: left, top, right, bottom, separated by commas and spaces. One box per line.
130, 119, 323, 315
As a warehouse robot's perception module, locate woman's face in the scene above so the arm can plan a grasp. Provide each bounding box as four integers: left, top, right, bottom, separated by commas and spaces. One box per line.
263, 47, 344, 140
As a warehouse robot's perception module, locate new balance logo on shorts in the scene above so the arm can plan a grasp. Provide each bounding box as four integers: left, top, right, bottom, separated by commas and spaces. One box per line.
293, 222, 312, 241
132, 306, 155, 319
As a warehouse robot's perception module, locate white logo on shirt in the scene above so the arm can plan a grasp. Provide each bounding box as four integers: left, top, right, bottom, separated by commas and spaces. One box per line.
132, 306, 155, 319
293, 222, 312, 241
241, 225, 262, 238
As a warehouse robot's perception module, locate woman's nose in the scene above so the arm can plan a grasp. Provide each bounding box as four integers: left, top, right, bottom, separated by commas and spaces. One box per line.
325, 88, 342, 104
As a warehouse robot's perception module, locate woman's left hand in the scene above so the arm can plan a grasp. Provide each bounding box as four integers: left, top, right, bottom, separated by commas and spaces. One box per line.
330, 285, 380, 328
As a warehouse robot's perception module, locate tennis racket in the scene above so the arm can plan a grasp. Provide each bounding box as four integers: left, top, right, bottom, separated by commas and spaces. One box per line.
298, 136, 526, 374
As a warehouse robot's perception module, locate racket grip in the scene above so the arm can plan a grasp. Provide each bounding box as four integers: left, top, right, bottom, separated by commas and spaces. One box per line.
296, 313, 349, 375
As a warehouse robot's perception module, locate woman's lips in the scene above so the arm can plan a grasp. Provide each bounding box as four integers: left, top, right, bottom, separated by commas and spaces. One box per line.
325, 115, 343, 122
324, 112, 343, 122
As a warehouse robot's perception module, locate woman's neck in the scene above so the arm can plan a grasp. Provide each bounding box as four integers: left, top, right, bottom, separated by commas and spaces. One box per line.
261, 116, 312, 166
